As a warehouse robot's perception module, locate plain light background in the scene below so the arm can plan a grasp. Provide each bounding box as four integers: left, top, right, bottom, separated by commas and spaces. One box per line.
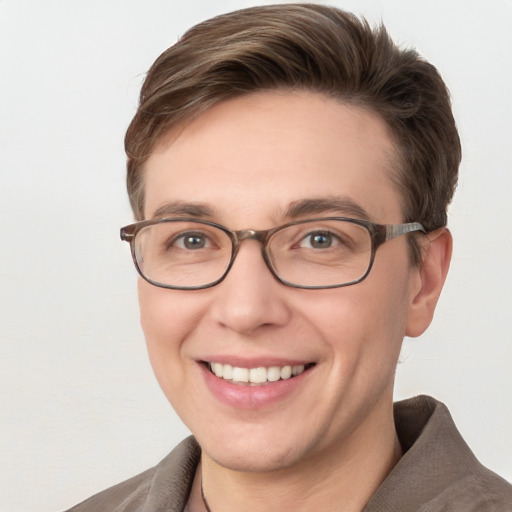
1, 1, 511, 510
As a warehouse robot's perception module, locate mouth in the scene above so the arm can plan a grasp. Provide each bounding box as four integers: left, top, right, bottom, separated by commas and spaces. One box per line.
204, 361, 316, 385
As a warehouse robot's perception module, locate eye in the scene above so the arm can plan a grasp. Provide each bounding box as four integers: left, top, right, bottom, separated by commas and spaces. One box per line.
173, 232, 211, 250
299, 231, 338, 249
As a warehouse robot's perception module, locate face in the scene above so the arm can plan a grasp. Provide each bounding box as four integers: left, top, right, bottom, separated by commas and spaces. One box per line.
139, 91, 422, 473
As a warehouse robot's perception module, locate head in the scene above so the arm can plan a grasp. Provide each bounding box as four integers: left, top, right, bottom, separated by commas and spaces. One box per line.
125, 3, 461, 264
123, 4, 459, 478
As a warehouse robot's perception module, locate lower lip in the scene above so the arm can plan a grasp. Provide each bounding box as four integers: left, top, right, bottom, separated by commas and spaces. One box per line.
200, 364, 313, 410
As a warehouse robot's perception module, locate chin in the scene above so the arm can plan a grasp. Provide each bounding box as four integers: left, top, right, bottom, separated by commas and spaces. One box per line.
206, 444, 300, 473
197, 425, 320, 474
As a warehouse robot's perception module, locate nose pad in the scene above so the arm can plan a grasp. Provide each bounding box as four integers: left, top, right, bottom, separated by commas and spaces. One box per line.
210, 240, 291, 335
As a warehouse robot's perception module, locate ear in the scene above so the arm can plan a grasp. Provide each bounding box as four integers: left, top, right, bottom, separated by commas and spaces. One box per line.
406, 228, 452, 338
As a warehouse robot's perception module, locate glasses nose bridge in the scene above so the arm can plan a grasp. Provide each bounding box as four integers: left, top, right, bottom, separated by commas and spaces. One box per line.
230, 227, 273, 266
233, 228, 269, 245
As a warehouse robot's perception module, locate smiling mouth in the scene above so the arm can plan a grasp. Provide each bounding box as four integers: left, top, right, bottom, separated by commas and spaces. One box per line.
205, 362, 315, 385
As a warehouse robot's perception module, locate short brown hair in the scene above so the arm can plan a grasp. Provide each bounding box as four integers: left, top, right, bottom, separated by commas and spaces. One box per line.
125, 3, 461, 263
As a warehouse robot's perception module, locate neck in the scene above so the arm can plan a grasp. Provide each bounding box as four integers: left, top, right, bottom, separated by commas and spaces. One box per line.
192, 407, 402, 512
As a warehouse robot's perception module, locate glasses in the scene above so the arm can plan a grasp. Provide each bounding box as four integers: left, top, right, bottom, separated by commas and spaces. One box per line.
120, 217, 426, 290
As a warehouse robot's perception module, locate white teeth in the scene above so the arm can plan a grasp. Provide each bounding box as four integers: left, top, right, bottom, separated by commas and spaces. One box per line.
209, 362, 308, 384
232, 367, 249, 383
249, 367, 267, 383
267, 366, 281, 382
222, 364, 233, 380
280, 365, 292, 380
292, 365, 305, 376
213, 362, 223, 377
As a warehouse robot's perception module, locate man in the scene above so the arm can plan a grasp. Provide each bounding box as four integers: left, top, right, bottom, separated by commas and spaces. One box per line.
67, 4, 512, 511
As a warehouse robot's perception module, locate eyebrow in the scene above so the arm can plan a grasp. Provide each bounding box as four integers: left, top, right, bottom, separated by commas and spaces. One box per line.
151, 201, 216, 219
150, 196, 371, 223
284, 197, 371, 221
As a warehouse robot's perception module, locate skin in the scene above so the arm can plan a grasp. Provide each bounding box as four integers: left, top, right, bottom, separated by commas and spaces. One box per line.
138, 91, 452, 512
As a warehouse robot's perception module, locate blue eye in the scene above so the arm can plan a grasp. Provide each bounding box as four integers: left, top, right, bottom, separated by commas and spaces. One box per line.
174, 232, 210, 249
300, 231, 335, 249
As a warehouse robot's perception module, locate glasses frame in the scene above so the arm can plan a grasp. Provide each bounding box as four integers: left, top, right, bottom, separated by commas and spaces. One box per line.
120, 217, 426, 290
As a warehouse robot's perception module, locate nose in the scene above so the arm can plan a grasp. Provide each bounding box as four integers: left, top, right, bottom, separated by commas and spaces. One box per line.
209, 240, 291, 336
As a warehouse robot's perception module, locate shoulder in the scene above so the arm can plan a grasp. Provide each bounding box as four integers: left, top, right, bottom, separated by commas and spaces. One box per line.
365, 396, 512, 511
64, 436, 201, 512
64, 467, 155, 512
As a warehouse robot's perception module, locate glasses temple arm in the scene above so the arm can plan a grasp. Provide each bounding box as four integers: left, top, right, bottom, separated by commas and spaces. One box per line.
385, 222, 426, 241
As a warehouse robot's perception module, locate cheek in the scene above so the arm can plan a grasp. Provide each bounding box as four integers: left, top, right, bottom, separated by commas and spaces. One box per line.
139, 281, 172, 350
138, 279, 207, 345
137, 280, 203, 393
303, 259, 412, 371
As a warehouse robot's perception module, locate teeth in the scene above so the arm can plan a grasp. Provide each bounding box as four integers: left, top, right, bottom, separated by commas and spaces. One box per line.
208, 362, 308, 384
223, 364, 233, 380
232, 367, 249, 383
280, 366, 292, 380
213, 362, 223, 377
249, 367, 267, 384
292, 365, 305, 376
267, 366, 281, 382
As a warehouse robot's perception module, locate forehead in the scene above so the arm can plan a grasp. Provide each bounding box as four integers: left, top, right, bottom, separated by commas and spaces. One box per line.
144, 91, 403, 225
